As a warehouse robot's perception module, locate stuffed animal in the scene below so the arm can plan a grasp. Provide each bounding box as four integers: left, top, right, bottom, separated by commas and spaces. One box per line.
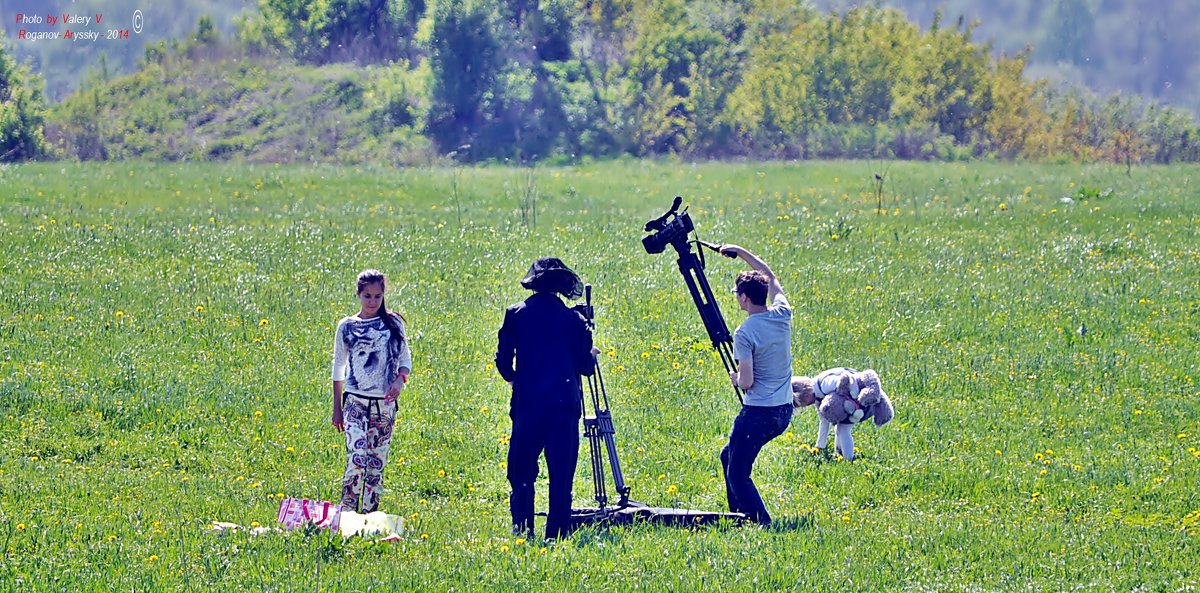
810, 367, 893, 427
792, 367, 895, 461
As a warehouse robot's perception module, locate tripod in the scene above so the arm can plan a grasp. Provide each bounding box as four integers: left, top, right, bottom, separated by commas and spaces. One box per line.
668, 239, 744, 404
575, 285, 636, 514
644, 197, 743, 404
569, 282, 743, 527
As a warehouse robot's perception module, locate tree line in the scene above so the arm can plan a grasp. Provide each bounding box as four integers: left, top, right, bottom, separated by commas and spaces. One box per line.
817, 0, 1200, 119
4, 0, 1199, 164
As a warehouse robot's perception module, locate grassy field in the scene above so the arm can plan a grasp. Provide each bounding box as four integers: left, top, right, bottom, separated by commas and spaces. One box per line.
1, 159, 1197, 591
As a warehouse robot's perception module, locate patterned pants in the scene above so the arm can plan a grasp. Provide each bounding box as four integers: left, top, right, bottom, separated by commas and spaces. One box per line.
341, 393, 397, 513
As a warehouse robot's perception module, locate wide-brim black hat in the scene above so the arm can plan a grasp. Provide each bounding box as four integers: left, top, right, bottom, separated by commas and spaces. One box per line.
520, 257, 584, 299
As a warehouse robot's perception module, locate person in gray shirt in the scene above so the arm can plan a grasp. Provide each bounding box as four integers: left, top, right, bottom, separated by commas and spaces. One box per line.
719, 243, 794, 525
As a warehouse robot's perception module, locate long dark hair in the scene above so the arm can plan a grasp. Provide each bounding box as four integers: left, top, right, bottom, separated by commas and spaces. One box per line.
357, 269, 407, 351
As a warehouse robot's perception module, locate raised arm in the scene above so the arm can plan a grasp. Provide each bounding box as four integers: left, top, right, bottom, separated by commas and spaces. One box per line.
720, 244, 785, 303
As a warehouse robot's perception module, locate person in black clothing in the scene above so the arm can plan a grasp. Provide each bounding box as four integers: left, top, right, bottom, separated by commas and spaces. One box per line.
495, 257, 599, 540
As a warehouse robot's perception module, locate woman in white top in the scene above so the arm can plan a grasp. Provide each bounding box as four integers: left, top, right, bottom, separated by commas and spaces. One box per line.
331, 269, 413, 513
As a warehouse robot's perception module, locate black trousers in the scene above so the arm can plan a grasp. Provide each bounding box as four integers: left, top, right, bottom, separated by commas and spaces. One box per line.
507, 409, 580, 540
720, 403, 793, 525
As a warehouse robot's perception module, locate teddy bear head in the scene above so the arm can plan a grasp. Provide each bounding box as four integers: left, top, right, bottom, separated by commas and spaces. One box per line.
855, 369, 884, 407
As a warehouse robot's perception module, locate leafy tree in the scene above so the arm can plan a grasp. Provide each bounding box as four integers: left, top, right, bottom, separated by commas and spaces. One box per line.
251, 0, 414, 63
426, 0, 506, 156
725, 28, 824, 157
0, 36, 48, 161
981, 52, 1048, 159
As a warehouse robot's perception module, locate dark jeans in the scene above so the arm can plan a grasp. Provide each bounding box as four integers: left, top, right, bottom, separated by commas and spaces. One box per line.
720, 403, 793, 524
507, 409, 580, 540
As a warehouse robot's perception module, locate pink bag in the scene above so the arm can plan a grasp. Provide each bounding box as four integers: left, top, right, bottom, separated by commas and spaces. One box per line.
277, 498, 342, 531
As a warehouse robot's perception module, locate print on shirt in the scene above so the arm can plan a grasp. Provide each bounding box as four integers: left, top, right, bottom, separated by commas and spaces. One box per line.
341, 319, 400, 394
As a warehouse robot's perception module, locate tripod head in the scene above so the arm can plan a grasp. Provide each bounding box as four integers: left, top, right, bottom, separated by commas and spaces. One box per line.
572, 284, 595, 328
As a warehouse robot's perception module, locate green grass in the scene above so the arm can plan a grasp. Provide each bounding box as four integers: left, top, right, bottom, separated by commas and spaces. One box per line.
1, 159, 1198, 591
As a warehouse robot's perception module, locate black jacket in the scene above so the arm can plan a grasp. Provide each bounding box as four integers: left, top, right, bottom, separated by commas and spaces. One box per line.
495, 291, 595, 416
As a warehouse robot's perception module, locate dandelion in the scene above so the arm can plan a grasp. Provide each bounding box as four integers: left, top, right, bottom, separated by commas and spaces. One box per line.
250, 521, 260, 528
657, 473, 666, 480
999, 203, 1008, 211
641, 352, 650, 359
285, 446, 295, 454
672, 362, 681, 370
254, 410, 263, 418
438, 469, 446, 478
515, 538, 526, 545
147, 555, 159, 562
420, 533, 429, 539
259, 318, 269, 327
115, 310, 125, 318
865, 285, 873, 291
667, 484, 678, 495
16, 523, 25, 531
195, 305, 205, 313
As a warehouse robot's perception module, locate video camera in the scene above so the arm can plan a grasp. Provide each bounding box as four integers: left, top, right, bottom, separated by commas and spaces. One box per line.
641, 196, 694, 255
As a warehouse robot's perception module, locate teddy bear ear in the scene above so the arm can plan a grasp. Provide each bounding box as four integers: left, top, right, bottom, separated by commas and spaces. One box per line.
862, 369, 880, 387
873, 394, 894, 426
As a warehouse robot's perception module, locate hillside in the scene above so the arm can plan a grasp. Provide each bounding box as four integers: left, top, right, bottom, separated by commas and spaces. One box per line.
47, 48, 431, 164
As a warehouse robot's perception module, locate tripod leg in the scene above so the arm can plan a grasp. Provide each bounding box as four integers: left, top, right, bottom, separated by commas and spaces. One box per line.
584, 376, 608, 507
675, 252, 742, 403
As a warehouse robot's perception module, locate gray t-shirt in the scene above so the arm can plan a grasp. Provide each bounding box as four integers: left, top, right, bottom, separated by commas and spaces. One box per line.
732, 293, 793, 407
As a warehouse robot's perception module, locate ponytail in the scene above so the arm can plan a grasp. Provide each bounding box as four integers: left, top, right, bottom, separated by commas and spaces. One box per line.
379, 296, 407, 352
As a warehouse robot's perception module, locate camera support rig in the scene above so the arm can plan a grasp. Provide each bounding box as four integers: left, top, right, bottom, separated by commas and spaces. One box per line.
570, 281, 745, 528
575, 284, 632, 511
643, 197, 743, 404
